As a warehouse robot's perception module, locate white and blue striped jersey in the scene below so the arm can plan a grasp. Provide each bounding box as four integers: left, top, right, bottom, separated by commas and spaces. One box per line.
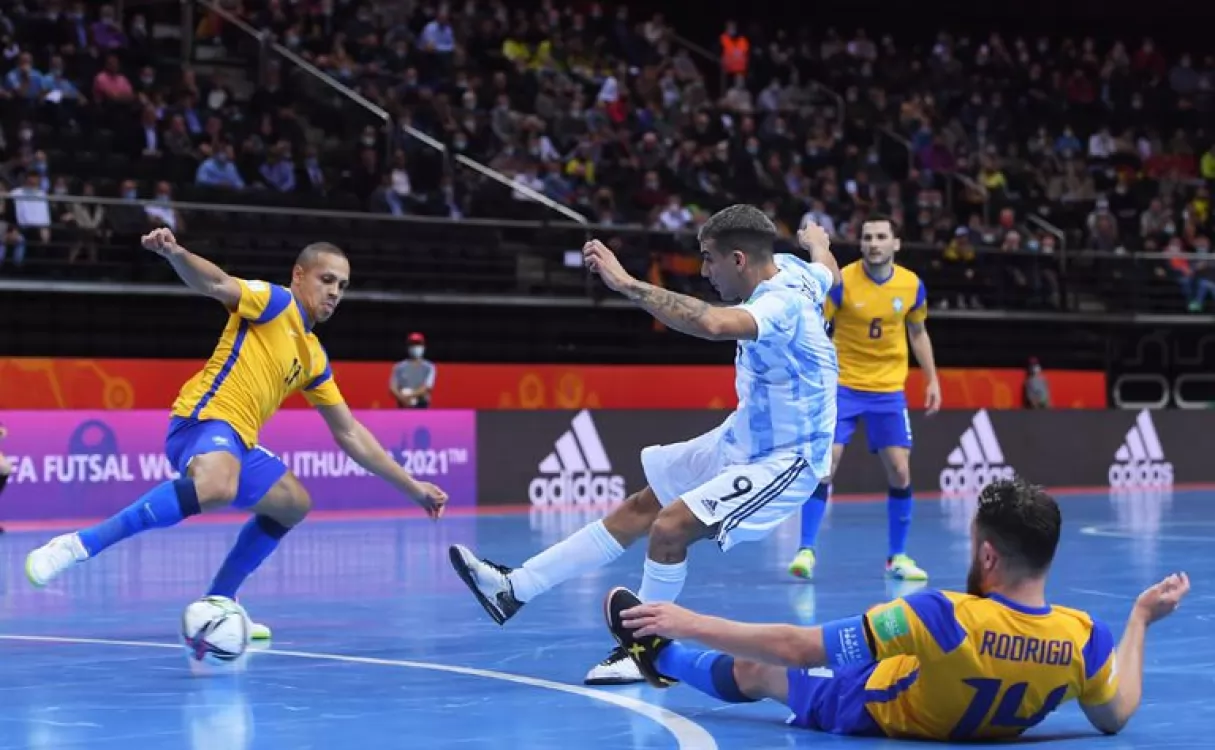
720, 254, 838, 478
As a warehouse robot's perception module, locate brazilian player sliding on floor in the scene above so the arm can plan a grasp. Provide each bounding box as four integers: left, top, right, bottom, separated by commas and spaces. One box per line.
790, 214, 941, 583
607, 478, 1189, 740
25, 229, 449, 639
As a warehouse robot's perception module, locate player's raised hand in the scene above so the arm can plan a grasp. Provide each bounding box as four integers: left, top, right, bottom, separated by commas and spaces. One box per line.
583, 239, 634, 293
620, 601, 703, 639
410, 480, 449, 521
1133, 572, 1190, 625
797, 222, 831, 253
141, 227, 182, 257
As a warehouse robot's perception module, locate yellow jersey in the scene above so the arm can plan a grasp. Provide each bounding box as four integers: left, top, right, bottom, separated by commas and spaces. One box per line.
825, 262, 927, 393
861, 589, 1118, 741
171, 279, 345, 447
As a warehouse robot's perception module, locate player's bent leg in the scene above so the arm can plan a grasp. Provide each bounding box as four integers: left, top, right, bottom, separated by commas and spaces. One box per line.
448, 486, 659, 627
876, 443, 927, 582
203, 451, 298, 640
24, 452, 238, 588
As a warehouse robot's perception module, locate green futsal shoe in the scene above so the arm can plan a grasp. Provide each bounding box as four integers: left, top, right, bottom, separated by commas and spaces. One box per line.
886, 554, 929, 582
787, 548, 817, 580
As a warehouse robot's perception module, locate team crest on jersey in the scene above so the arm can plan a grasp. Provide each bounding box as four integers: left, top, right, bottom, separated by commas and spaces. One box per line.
892, 297, 905, 313
872, 605, 910, 642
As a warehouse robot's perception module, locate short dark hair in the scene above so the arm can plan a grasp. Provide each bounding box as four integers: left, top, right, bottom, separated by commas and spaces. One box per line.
861, 213, 901, 239
697, 204, 777, 258
974, 478, 1061, 574
296, 242, 347, 268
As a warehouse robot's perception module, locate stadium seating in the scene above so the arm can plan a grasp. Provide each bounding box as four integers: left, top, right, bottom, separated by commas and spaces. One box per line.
1, 1, 1210, 316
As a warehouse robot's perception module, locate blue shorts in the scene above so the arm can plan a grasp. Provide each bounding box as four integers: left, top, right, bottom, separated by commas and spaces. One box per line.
786, 663, 883, 736
165, 417, 287, 510
834, 387, 912, 452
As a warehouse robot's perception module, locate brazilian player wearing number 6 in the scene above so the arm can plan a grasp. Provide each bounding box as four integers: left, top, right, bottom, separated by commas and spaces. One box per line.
789, 214, 941, 583
449, 205, 840, 686
24, 228, 449, 639
607, 478, 1190, 740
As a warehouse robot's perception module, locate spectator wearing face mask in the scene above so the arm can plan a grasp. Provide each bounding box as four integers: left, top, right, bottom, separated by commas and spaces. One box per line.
391, 333, 437, 409
1023, 358, 1051, 409
195, 144, 245, 189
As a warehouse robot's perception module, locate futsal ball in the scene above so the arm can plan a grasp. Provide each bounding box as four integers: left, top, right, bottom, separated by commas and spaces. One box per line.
181, 596, 250, 664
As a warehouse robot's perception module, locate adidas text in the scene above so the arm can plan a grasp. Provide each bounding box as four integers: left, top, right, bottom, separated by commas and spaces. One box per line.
529, 410, 626, 507
939, 410, 1016, 495
1108, 410, 1173, 489
528, 472, 626, 506
939, 465, 1016, 494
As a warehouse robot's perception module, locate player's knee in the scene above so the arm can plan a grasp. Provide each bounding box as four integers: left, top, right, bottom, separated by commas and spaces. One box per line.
187, 461, 240, 508
886, 462, 912, 488
649, 504, 700, 550
604, 486, 662, 543
262, 477, 312, 528
731, 659, 771, 697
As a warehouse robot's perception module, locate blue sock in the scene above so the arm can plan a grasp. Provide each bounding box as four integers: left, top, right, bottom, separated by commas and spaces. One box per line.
655, 642, 757, 703
887, 486, 913, 558
78, 479, 201, 557
206, 516, 292, 599
798, 483, 831, 549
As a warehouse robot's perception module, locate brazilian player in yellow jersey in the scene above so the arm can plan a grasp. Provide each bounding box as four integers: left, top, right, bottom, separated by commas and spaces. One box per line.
607, 478, 1190, 741
790, 215, 941, 583
25, 228, 449, 639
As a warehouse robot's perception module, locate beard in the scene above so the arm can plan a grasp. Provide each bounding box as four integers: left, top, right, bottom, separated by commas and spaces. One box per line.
966, 557, 986, 597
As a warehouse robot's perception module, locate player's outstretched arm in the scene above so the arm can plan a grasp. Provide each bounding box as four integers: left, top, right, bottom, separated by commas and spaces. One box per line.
315, 402, 449, 519
582, 239, 759, 341
1080, 572, 1190, 735
141, 228, 241, 309
622, 601, 875, 669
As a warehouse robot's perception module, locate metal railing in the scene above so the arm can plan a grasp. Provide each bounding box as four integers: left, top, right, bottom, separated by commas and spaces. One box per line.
1027, 214, 1067, 266
6, 193, 1214, 326
191, 0, 588, 226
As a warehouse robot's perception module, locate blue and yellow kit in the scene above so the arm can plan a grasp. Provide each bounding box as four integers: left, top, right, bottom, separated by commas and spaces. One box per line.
825, 262, 927, 450
164, 280, 346, 508
788, 589, 1118, 740
171, 279, 345, 447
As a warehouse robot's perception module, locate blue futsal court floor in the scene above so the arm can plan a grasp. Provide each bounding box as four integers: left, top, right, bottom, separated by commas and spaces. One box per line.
1, 489, 1211, 749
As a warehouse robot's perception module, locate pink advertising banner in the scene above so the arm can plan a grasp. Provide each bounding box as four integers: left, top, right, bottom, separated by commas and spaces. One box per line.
0, 410, 477, 522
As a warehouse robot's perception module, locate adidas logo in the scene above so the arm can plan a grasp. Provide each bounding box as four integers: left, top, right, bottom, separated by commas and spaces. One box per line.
1108, 410, 1173, 489
939, 410, 1016, 495
528, 410, 627, 507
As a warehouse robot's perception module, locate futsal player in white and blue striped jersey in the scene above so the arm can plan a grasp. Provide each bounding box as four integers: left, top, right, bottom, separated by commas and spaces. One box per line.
449, 205, 841, 685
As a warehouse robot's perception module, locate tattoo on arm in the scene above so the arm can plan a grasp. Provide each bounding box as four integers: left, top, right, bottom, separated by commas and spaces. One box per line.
623, 280, 715, 338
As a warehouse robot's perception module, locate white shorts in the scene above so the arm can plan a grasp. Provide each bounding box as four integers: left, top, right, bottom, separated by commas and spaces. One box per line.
640, 425, 823, 552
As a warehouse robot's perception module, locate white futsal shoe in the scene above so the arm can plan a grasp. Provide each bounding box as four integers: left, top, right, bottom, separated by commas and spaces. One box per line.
584, 646, 645, 685
25, 532, 89, 587
448, 545, 524, 625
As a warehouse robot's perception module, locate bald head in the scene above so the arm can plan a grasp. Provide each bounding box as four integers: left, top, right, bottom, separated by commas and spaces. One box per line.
296, 242, 347, 269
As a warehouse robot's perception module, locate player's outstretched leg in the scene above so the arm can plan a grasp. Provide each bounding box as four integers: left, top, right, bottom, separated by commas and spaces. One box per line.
25, 465, 219, 586
878, 446, 927, 581
448, 486, 662, 625
204, 471, 311, 641
606, 587, 774, 706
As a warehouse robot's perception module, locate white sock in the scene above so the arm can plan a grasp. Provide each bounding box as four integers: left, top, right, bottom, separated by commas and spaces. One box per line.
508, 520, 625, 602
638, 557, 688, 602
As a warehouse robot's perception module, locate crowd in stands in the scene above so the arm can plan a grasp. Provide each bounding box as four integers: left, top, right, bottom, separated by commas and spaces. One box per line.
2, 1, 1214, 312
